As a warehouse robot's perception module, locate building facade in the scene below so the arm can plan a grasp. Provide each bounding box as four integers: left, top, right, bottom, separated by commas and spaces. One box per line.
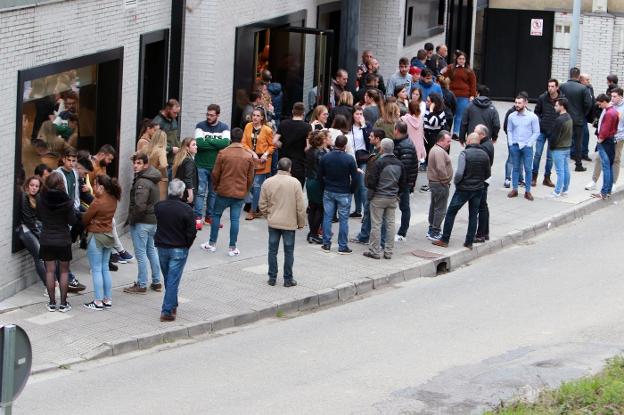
0, 0, 447, 300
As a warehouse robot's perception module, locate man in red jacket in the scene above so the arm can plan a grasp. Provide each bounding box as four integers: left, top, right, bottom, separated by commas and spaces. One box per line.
592, 94, 619, 200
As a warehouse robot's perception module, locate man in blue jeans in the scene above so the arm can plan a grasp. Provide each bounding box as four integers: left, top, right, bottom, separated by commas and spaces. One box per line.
532, 79, 560, 187
124, 153, 162, 294
200, 128, 255, 256
592, 94, 619, 200
259, 158, 306, 287
154, 179, 197, 322
318, 135, 358, 254
194, 104, 230, 228
433, 133, 490, 249
507, 94, 540, 201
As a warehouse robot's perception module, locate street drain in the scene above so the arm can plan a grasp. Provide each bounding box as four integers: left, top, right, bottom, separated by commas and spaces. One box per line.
436, 261, 449, 274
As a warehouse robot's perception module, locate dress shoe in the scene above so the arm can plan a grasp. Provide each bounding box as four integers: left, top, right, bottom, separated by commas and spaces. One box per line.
284, 279, 298, 287
474, 236, 487, 243
507, 189, 518, 198
524, 192, 534, 201
432, 239, 448, 248
267, 278, 276, 286
542, 176, 555, 187
160, 313, 175, 322
575, 165, 587, 172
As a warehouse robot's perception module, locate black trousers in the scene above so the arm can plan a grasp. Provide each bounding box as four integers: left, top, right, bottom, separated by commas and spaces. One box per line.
476, 183, 489, 238
571, 124, 584, 167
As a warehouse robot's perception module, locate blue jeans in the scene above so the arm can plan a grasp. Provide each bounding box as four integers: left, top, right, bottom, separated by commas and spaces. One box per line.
268, 227, 295, 280
440, 189, 482, 245
510, 144, 534, 192
552, 149, 570, 194
356, 197, 386, 245
86, 236, 112, 301
598, 139, 615, 195
532, 132, 553, 176
397, 190, 411, 237
210, 196, 244, 248
453, 97, 470, 134
353, 163, 367, 214
130, 223, 161, 288
322, 191, 351, 249
575, 123, 589, 158
194, 167, 215, 219
251, 173, 267, 211
158, 247, 189, 316
271, 150, 279, 176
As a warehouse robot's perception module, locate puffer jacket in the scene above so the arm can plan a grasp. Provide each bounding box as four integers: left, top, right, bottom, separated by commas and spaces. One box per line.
392, 135, 419, 190
37, 189, 77, 247
128, 165, 161, 225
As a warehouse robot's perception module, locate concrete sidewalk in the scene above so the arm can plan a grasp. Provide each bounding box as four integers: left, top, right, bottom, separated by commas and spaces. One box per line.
1, 102, 620, 373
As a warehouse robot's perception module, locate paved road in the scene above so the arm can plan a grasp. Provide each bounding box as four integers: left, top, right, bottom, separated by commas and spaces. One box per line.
15, 202, 624, 414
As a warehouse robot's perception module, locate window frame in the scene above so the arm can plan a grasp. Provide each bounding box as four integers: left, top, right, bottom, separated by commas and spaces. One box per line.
403, 0, 445, 46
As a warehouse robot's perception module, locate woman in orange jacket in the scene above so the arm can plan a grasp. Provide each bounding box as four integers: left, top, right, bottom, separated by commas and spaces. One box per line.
242, 107, 274, 220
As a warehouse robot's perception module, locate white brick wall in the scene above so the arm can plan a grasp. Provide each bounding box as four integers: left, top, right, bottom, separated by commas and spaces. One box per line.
0, 0, 170, 299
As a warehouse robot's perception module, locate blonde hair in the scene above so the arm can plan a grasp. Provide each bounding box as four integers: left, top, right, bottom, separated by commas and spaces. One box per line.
147, 130, 167, 169
382, 102, 401, 124
310, 105, 329, 124
338, 91, 354, 106
172, 137, 195, 178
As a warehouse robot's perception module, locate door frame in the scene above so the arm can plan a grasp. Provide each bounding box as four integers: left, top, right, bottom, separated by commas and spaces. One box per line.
137, 29, 170, 137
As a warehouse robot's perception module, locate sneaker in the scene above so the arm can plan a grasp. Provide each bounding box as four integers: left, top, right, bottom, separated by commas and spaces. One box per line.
109, 261, 118, 272
383, 253, 392, 260
504, 179, 511, 188
585, 181, 596, 190
67, 279, 86, 293
58, 302, 71, 313
228, 248, 240, 257
561, 191, 569, 197
102, 301, 112, 309
551, 191, 561, 198
47, 302, 56, 312
420, 184, 430, 192
284, 279, 298, 287
338, 247, 353, 255
591, 193, 608, 200
267, 278, 276, 286
363, 251, 381, 260
349, 237, 369, 245
426, 232, 441, 242
575, 165, 587, 172
117, 250, 133, 262
321, 244, 331, 253
195, 218, 203, 230
83, 301, 103, 311
110, 253, 121, 263
394, 234, 406, 242
150, 283, 163, 292
519, 180, 525, 187
123, 283, 147, 294
349, 212, 362, 218
200, 242, 216, 252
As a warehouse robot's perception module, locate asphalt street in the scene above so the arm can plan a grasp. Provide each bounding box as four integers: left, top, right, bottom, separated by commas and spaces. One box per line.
15, 202, 624, 415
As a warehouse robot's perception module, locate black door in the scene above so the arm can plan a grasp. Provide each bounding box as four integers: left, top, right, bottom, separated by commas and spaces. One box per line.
482, 9, 554, 101
446, 0, 472, 59
95, 59, 122, 176
137, 30, 169, 136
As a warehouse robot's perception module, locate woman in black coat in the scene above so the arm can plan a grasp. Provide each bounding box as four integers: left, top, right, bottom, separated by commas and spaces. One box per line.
172, 137, 199, 206
18, 176, 46, 288
37, 172, 77, 312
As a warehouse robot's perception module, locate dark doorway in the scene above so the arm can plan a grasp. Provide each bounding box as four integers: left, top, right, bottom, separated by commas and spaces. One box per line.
317, 2, 341, 81
446, 0, 473, 61
482, 9, 554, 101
137, 29, 169, 137
232, 11, 334, 128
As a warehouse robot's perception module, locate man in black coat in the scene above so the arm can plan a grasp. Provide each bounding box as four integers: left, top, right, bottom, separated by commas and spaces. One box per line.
533, 79, 562, 187
433, 133, 491, 249
559, 67, 593, 171
458, 84, 500, 145
155, 179, 197, 322
392, 121, 419, 241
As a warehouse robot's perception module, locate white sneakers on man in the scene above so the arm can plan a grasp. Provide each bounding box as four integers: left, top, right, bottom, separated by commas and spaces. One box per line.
585, 181, 596, 190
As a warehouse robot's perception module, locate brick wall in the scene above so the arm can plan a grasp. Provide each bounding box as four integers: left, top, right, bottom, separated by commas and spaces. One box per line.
0, 0, 170, 299
612, 16, 624, 81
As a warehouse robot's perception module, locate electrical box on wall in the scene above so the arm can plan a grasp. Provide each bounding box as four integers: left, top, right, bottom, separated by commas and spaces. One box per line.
592, 0, 608, 13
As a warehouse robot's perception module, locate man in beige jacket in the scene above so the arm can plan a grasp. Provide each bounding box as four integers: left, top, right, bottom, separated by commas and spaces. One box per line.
426, 130, 453, 241
259, 158, 306, 287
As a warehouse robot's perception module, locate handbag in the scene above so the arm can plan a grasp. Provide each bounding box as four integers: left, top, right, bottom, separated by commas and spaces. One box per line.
355, 149, 370, 164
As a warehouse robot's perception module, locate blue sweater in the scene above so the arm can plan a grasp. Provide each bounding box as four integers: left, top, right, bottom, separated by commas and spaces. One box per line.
317, 149, 358, 194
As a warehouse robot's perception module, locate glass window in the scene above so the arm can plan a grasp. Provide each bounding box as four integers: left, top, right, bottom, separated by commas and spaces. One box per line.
404, 0, 444, 46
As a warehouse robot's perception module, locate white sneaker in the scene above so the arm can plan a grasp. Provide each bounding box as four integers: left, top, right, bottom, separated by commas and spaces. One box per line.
200, 242, 216, 252
394, 235, 406, 242
561, 191, 569, 197
228, 248, 240, 257
551, 191, 561, 198
585, 181, 596, 190
504, 179, 511, 188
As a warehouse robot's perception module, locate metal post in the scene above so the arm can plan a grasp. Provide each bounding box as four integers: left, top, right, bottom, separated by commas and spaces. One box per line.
1, 325, 16, 415
569, 0, 582, 68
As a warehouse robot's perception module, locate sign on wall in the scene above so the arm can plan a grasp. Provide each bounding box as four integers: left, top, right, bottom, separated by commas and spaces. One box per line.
530, 18, 544, 36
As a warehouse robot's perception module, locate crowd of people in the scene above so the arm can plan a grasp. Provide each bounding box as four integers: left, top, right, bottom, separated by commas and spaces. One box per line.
17, 43, 623, 320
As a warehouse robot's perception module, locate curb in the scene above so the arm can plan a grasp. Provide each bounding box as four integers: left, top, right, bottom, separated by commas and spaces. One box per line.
30, 191, 622, 375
